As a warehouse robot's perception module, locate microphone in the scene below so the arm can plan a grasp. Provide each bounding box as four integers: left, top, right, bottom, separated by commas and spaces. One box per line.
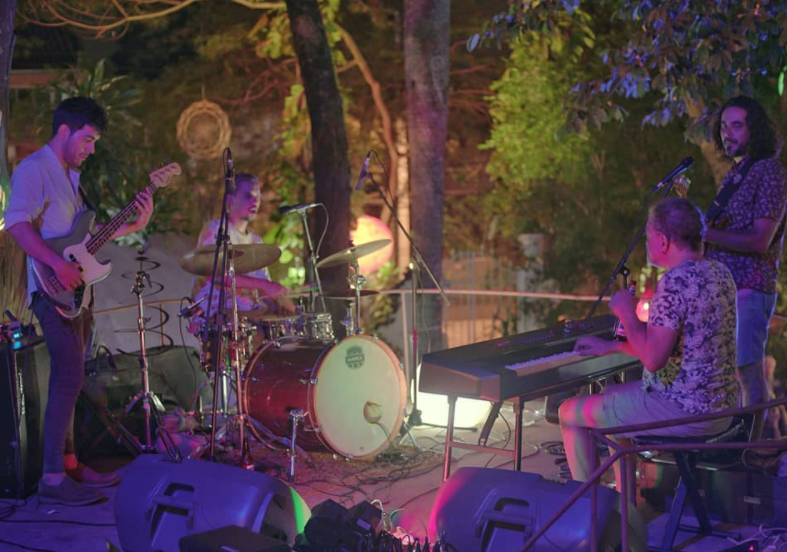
178, 297, 206, 318
653, 157, 694, 191
226, 148, 235, 190
278, 202, 321, 215
355, 151, 372, 191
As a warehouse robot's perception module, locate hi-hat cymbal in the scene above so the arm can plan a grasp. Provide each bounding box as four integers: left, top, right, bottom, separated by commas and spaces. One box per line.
323, 288, 380, 299
316, 240, 392, 269
180, 243, 281, 276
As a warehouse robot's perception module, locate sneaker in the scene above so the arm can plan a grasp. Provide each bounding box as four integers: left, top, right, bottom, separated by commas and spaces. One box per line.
38, 476, 106, 506
66, 463, 120, 488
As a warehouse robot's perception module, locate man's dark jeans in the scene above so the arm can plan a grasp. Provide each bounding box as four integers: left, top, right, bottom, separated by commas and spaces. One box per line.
32, 294, 92, 475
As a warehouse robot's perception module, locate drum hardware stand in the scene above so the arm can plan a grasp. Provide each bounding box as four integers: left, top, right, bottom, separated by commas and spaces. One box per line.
296, 208, 328, 314
217, 249, 264, 467
396, 411, 421, 451
288, 409, 306, 481
204, 148, 235, 460
245, 414, 308, 456
126, 267, 166, 453
365, 164, 450, 430
204, 147, 258, 462
348, 256, 366, 335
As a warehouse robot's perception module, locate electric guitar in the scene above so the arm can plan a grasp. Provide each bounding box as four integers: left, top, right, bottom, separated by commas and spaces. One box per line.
31, 162, 181, 319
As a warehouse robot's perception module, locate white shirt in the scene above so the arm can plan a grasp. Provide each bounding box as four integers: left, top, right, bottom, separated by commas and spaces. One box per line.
192, 218, 272, 317
3, 145, 88, 303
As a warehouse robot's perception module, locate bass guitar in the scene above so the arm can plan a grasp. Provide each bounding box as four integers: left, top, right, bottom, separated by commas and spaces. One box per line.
31, 162, 181, 319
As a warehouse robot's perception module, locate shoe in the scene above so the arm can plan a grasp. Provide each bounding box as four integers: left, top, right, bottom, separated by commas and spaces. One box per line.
38, 476, 105, 506
65, 463, 120, 488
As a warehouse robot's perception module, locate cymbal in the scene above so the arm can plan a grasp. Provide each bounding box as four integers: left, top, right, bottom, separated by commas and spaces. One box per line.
180, 243, 281, 276
323, 288, 380, 299
316, 240, 391, 269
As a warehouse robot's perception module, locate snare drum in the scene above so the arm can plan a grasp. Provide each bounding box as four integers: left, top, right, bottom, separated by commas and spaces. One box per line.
244, 335, 405, 459
197, 316, 258, 367
255, 312, 334, 342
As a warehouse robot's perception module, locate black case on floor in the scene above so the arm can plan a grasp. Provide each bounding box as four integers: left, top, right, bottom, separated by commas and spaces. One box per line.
0, 337, 49, 498
179, 525, 291, 552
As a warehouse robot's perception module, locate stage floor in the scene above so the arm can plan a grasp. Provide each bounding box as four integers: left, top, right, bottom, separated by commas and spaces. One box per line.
0, 400, 768, 552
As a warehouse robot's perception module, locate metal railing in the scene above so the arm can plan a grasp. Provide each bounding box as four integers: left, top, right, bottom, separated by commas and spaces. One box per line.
518, 396, 787, 552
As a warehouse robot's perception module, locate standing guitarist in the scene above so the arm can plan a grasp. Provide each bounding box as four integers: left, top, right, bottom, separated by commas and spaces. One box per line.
704, 96, 787, 441
3, 97, 153, 505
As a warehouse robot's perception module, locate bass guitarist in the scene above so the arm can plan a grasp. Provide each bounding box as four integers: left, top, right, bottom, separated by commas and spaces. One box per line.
4, 97, 153, 505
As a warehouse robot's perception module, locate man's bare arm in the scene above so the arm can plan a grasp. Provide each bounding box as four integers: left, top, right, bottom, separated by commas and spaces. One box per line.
705, 217, 780, 254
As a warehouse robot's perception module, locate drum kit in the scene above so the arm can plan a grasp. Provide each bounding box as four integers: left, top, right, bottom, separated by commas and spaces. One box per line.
177, 237, 407, 477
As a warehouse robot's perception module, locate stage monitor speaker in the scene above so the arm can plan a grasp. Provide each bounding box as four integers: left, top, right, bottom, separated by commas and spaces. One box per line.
0, 337, 50, 499
179, 525, 292, 552
115, 454, 310, 552
428, 467, 647, 552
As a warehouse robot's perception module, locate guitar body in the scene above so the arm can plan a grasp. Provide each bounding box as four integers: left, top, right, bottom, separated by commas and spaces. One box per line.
31, 210, 112, 319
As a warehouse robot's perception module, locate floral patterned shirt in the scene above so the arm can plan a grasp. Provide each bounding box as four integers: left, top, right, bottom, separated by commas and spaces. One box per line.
705, 157, 787, 294
644, 259, 739, 414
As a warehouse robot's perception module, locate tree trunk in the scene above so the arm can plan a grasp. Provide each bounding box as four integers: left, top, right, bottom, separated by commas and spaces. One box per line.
0, 0, 15, 192
404, 0, 450, 353
284, 0, 351, 337
0, 0, 25, 321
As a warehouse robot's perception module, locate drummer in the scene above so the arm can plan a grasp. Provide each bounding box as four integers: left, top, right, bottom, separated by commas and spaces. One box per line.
190, 172, 294, 329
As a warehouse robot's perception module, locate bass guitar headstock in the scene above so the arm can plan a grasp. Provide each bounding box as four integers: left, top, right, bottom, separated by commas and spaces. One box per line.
149, 162, 182, 189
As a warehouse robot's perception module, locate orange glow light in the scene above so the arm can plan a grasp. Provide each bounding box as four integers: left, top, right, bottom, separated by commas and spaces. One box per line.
350, 215, 394, 273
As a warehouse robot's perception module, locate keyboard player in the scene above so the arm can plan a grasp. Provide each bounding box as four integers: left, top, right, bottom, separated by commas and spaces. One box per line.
559, 197, 739, 496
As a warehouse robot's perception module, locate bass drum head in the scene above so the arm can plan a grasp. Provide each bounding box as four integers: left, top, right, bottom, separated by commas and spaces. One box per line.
311, 335, 405, 460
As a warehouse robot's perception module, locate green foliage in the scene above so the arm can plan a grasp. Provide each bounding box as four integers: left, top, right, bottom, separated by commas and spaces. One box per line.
473, 0, 787, 141
50, 59, 185, 246
482, 35, 592, 239
481, 28, 711, 323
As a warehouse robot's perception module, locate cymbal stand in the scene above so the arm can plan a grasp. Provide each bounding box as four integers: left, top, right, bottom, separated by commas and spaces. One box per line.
287, 409, 305, 482
126, 268, 165, 452
226, 251, 254, 469
298, 209, 328, 314
348, 254, 365, 335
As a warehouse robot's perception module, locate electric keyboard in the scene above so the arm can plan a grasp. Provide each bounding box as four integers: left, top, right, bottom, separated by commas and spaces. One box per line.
420, 314, 641, 402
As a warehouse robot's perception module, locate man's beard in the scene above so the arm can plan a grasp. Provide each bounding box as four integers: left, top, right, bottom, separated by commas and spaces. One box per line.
724, 141, 745, 158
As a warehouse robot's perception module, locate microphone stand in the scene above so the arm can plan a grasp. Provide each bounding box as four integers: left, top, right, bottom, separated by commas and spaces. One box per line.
366, 172, 450, 428
204, 149, 234, 460
298, 209, 327, 313
587, 177, 677, 319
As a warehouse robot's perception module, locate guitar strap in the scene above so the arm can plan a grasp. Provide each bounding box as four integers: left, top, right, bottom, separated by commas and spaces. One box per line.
705, 158, 756, 224
78, 185, 98, 214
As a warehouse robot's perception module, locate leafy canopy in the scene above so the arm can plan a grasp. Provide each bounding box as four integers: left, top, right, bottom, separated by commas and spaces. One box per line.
471, 0, 787, 141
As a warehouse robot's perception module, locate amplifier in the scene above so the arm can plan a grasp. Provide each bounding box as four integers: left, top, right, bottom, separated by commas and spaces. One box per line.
0, 337, 49, 499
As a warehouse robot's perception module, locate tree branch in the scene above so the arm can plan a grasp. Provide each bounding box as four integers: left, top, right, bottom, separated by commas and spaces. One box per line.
335, 23, 400, 223
23, 0, 285, 37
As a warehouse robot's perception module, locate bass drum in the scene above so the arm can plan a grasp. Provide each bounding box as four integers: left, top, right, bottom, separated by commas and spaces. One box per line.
244, 335, 406, 460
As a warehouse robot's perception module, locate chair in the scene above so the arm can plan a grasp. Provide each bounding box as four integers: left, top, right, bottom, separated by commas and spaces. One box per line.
631, 414, 751, 552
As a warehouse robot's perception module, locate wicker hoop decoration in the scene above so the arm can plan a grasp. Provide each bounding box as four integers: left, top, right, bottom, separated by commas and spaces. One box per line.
176, 99, 232, 160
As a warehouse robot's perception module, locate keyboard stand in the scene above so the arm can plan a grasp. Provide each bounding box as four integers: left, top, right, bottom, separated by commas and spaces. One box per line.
443, 395, 526, 481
